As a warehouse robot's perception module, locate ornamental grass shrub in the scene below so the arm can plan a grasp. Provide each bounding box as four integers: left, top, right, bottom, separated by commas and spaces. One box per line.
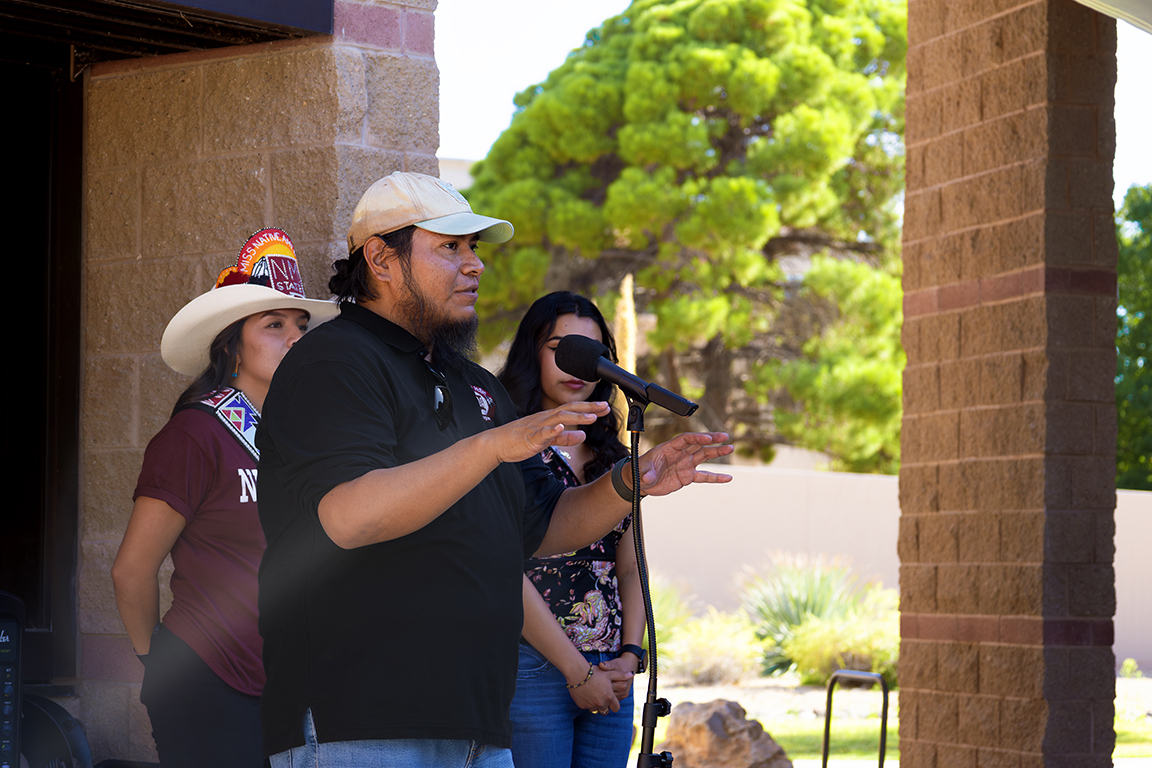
781, 587, 899, 687
660, 608, 766, 685
740, 552, 900, 686
740, 553, 861, 675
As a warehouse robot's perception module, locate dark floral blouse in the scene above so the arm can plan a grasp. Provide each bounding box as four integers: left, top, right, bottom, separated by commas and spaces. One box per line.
524, 446, 632, 652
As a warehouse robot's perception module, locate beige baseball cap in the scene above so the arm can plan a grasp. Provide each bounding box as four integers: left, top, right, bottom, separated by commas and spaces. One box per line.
346, 172, 514, 253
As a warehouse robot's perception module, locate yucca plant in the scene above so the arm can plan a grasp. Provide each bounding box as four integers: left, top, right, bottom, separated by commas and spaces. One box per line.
782, 587, 900, 687
739, 553, 862, 675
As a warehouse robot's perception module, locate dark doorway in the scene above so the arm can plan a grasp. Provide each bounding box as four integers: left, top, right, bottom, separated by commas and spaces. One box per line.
0, 35, 82, 682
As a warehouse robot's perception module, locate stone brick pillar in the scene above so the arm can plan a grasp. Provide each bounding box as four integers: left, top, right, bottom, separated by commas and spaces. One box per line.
899, 0, 1117, 765
77, 1, 438, 759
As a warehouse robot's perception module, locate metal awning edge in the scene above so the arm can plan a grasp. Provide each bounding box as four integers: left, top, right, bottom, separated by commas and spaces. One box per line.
1073, 0, 1152, 34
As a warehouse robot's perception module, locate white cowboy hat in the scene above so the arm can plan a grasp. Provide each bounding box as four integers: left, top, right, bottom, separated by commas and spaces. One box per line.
161, 228, 340, 376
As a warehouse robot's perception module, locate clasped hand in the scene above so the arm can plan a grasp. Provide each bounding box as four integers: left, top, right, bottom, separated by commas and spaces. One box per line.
568, 665, 631, 713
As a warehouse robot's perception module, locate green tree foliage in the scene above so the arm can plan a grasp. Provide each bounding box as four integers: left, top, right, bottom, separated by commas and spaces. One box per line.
1116, 184, 1152, 490
759, 256, 903, 473
468, 0, 906, 463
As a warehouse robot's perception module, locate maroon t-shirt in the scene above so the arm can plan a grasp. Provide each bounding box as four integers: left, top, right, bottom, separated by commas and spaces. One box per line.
134, 406, 266, 696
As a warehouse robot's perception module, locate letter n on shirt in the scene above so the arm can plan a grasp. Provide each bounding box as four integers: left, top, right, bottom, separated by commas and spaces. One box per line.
238, 468, 258, 503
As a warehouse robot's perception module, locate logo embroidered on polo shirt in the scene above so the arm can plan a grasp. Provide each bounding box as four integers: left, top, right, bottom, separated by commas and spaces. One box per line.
472, 386, 495, 422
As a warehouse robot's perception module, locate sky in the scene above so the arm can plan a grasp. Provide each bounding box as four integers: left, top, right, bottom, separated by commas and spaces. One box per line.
436, 3, 1152, 209
435, 0, 630, 160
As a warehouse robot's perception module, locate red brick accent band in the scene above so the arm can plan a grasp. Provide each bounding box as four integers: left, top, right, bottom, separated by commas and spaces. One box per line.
901, 614, 1113, 646
904, 266, 1117, 318
334, 1, 402, 50
333, 2, 434, 54
1044, 618, 1115, 646
402, 9, 435, 55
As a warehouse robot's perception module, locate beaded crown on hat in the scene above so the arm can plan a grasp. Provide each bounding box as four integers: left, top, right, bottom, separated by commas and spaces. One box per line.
214, 228, 306, 299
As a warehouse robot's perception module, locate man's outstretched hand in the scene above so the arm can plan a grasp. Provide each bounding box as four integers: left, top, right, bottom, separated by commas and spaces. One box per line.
635, 432, 734, 497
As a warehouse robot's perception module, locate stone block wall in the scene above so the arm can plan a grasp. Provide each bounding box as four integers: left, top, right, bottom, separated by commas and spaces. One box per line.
77, 1, 439, 759
900, 0, 1117, 765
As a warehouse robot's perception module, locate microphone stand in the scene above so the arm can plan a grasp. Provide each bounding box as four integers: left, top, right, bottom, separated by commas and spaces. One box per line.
624, 393, 675, 768
550, 334, 699, 764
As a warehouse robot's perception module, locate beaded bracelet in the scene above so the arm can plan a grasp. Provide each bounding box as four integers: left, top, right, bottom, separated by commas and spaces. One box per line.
566, 663, 596, 689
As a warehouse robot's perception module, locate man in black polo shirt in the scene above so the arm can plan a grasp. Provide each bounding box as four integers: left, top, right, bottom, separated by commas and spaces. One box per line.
256, 172, 733, 767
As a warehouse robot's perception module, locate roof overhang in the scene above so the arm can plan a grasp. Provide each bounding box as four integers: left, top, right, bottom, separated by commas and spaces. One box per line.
0, 0, 334, 66
1074, 0, 1152, 33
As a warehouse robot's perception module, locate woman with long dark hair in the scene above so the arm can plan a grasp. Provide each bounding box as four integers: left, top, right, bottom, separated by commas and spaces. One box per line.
499, 291, 646, 768
111, 229, 338, 767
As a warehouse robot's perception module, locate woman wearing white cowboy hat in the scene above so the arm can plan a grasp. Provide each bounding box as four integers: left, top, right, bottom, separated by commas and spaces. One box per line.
112, 228, 338, 768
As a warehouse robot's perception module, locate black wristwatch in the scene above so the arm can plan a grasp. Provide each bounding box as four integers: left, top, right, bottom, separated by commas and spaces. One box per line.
619, 643, 647, 674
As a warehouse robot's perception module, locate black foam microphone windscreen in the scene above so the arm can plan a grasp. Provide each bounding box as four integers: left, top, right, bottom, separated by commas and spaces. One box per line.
554, 335, 610, 382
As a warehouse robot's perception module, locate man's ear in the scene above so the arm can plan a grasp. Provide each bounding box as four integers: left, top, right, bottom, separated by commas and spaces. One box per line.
363, 236, 395, 287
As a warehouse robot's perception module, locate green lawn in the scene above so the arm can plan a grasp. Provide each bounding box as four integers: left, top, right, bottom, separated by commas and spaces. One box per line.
770, 716, 1152, 762
1116, 717, 1152, 759
629, 716, 899, 762
633, 715, 1152, 762
768, 719, 898, 761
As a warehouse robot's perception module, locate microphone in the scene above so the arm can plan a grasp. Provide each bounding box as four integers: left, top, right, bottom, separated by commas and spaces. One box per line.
554, 335, 698, 417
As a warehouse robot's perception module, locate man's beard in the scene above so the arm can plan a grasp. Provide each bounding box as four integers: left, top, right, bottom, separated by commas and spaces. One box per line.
428, 314, 479, 375
395, 272, 478, 375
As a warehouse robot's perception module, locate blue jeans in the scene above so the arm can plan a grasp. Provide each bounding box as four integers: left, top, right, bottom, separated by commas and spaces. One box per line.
509, 644, 635, 768
269, 709, 514, 768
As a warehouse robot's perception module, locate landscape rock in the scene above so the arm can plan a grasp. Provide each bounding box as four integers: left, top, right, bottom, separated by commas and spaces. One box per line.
655, 699, 794, 768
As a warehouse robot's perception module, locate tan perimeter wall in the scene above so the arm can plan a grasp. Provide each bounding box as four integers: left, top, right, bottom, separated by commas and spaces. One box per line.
643, 465, 1150, 670
1114, 491, 1152, 670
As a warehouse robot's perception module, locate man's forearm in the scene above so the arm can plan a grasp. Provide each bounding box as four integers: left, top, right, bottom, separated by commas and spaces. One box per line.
538, 430, 733, 556
318, 430, 501, 548
535, 473, 633, 556
319, 402, 608, 549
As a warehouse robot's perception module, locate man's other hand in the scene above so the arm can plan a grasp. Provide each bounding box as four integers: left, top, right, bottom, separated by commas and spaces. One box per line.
634, 432, 734, 497
488, 401, 611, 464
